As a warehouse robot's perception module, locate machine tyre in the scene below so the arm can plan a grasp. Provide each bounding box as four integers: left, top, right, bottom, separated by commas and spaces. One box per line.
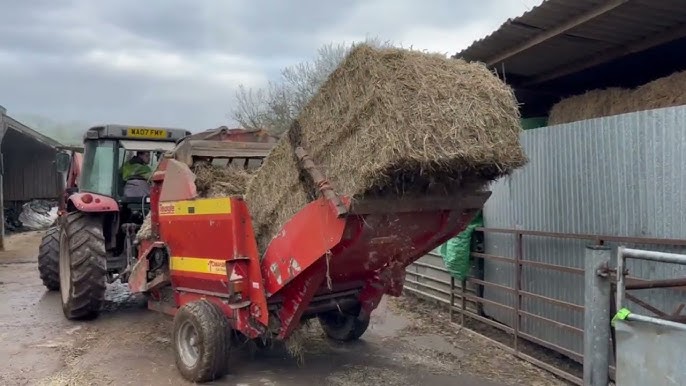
38, 226, 60, 291
318, 310, 370, 342
173, 300, 230, 383
59, 212, 107, 320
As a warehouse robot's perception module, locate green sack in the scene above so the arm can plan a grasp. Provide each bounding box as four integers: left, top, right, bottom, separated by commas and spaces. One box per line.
439, 211, 483, 280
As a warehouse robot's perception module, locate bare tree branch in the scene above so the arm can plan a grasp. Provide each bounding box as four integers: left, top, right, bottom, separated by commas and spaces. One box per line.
232, 37, 393, 136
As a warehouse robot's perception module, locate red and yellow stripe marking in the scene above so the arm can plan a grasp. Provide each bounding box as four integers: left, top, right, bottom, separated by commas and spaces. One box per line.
159, 198, 231, 217
170, 256, 227, 275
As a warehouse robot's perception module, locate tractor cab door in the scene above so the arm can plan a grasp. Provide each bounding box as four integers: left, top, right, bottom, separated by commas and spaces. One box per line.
117, 140, 176, 199
79, 139, 119, 198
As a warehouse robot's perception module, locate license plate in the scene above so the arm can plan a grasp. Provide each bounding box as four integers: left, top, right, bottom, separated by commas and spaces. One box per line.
127, 128, 167, 139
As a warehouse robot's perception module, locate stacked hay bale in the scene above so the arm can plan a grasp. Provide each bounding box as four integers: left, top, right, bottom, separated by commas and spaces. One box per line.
135, 164, 255, 241
629, 70, 686, 111
245, 43, 528, 253
548, 70, 686, 125
548, 88, 631, 125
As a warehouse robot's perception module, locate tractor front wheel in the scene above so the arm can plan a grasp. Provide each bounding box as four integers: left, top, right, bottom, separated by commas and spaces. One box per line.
59, 212, 107, 320
173, 300, 230, 383
38, 226, 60, 291
318, 309, 370, 342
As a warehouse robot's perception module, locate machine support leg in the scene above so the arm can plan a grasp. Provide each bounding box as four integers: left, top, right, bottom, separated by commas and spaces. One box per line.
583, 245, 611, 386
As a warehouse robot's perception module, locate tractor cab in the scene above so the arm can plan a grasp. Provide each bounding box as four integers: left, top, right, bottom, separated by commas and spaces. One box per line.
57, 125, 190, 209
53, 124, 191, 280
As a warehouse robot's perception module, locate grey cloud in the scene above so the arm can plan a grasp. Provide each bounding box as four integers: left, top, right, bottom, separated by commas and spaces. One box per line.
6, 60, 231, 130
0, 0, 531, 134
93, 0, 360, 57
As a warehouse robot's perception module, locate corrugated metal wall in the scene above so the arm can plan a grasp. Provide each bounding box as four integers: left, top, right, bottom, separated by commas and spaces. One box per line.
482, 106, 686, 360
1, 128, 60, 201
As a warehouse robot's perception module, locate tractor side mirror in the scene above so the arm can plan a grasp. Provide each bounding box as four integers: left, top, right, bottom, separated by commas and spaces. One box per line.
55, 152, 71, 173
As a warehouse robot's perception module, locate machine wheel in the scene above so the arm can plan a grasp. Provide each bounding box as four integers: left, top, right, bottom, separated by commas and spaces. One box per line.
59, 212, 107, 320
173, 300, 230, 383
37, 226, 60, 291
318, 310, 370, 342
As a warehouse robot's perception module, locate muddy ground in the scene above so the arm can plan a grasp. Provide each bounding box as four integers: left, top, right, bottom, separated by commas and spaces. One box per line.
0, 231, 567, 386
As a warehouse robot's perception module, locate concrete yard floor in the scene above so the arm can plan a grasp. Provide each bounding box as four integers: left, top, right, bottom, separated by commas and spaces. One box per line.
0, 231, 566, 386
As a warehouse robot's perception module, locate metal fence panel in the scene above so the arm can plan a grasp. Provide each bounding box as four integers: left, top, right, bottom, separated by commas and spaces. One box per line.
482, 106, 686, 360
615, 319, 686, 386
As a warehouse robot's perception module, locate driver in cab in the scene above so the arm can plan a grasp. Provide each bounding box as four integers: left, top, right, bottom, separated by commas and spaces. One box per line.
121, 151, 152, 197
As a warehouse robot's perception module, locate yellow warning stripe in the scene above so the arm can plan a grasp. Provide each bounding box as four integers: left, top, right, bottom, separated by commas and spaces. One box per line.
159, 197, 231, 217
170, 256, 227, 275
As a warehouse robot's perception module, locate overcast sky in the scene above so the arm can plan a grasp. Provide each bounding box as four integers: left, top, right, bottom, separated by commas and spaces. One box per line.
0, 0, 542, 133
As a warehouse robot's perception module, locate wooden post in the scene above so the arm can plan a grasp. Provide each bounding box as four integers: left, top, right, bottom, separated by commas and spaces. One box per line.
0, 110, 6, 251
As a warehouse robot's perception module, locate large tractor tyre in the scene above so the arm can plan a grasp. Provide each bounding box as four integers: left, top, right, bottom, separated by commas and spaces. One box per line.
173, 300, 231, 383
37, 226, 60, 291
318, 310, 370, 342
59, 212, 107, 320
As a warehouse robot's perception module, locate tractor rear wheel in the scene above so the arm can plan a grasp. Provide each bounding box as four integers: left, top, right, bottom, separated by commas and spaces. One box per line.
59, 212, 107, 320
318, 309, 370, 342
37, 226, 60, 291
173, 300, 230, 383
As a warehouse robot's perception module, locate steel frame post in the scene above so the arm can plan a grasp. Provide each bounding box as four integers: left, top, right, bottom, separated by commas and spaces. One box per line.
583, 245, 611, 385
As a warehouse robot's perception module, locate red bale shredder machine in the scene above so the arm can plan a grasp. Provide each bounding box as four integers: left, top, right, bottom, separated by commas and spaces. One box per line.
62, 129, 492, 383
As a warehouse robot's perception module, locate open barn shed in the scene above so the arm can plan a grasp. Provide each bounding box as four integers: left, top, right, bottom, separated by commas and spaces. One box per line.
455, 0, 686, 122
405, 1, 686, 382
0, 106, 63, 249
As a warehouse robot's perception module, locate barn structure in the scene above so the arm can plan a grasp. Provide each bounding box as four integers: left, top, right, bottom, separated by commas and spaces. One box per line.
0, 106, 63, 249
405, 1, 686, 384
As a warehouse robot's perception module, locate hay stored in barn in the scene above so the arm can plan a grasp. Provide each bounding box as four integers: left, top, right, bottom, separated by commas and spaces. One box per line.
548, 88, 631, 125
246, 43, 527, 253
629, 70, 686, 111
548, 70, 686, 125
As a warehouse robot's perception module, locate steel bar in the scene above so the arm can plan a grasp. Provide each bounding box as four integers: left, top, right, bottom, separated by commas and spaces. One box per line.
449, 276, 455, 322
475, 227, 686, 246
626, 313, 686, 332
583, 245, 611, 386
617, 247, 626, 309
514, 233, 523, 352
625, 292, 668, 318
621, 247, 686, 265
625, 276, 686, 290
294, 146, 348, 217
461, 279, 467, 327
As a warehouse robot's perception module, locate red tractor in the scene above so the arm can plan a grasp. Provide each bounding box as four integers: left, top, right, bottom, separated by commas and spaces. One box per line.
37, 124, 191, 319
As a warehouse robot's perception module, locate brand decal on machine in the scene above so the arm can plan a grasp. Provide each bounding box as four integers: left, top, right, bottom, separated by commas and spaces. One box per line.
158, 198, 232, 216
207, 260, 227, 275
159, 204, 175, 215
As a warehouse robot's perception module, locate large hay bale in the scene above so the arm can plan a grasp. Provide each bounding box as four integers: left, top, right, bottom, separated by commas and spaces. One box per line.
548, 88, 631, 125
629, 70, 686, 111
246, 43, 527, 252
136, 163, 254, 241
548, 70, 686, 125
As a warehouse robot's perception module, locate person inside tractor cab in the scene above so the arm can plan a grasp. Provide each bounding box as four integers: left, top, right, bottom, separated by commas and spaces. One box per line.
121, 151, 152, 198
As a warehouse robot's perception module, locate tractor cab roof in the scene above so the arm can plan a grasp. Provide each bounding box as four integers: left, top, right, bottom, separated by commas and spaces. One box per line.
84, 124, 191, 142
120, 139, 177, 152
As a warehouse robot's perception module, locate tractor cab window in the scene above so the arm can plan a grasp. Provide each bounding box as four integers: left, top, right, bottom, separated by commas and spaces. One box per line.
80, 140, 117, 196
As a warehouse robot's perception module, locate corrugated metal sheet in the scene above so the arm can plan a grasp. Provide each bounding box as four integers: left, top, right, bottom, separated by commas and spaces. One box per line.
1, 126, 61, 201
482, 105, 686, 360
455, 0, 686, 78
3, 115, 62, 148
